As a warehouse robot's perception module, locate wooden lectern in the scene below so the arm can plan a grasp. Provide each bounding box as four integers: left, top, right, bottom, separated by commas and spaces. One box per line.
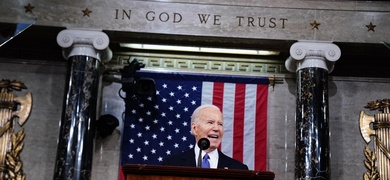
122, 164, 275, 180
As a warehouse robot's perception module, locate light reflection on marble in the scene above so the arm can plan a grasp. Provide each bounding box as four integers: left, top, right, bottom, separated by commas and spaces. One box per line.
53, 56, 100, 180
295, 67, 329, 179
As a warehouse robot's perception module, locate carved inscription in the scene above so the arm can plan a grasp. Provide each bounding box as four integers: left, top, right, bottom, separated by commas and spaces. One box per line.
114, 9, 288, 29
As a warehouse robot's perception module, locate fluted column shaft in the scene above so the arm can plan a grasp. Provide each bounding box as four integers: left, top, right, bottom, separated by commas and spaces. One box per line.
285, 41, 340, 180
53, 29, 112, 180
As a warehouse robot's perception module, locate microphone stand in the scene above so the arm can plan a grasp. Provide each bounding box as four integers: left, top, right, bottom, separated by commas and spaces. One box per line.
196, 138, 210, 168
197, 148, 202, 168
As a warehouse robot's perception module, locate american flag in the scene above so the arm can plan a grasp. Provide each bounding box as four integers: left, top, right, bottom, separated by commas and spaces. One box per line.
120, 71, 268, 179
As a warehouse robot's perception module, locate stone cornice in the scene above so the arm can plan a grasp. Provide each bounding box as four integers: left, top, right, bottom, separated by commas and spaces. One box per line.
1, 1, 389, 43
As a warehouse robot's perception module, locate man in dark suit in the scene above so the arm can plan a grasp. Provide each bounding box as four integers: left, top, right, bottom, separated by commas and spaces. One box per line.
163, 104, 248, 170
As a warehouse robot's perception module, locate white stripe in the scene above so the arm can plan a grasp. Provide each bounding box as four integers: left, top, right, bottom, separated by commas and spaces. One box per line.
201, 82, 213, 105
221, 83, 235, 158
243, 84, 257, 170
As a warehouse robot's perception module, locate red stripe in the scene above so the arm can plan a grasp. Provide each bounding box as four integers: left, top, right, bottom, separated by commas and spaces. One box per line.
255, 84, 268, 170
233, 84, 245, 162
212, 82, 224, 149
212, 82, 224, 111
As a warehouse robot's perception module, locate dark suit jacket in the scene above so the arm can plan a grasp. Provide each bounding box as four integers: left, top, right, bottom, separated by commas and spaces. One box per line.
162, 148, 249, 170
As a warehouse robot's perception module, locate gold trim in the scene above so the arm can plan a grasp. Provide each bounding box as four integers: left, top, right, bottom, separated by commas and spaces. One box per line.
363, 146, 379, 180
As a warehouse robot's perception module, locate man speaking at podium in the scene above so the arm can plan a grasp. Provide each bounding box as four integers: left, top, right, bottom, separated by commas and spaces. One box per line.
163, 104, 248, 170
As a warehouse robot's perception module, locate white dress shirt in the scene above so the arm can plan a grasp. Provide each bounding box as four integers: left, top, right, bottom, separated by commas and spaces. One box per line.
194, 144, 219, 168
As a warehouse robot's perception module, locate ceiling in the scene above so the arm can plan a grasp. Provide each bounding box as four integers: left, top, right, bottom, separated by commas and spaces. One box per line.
0, 23, 389, 78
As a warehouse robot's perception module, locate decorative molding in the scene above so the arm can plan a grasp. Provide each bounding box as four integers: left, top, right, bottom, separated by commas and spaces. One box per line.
310, 20, 320, 30
366, 22, 376, 32
107, 52, 290, 77
82, 8, 92, 17
57, 29, 112, 62
285, 41, 341, 72
24, 3, 34, 13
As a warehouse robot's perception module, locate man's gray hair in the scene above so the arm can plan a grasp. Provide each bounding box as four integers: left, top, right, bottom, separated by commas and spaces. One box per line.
190, 104, 221, 134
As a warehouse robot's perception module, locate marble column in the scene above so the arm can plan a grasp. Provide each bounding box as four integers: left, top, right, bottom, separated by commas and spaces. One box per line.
285, 41, 341, 180
53, 29, 112, 180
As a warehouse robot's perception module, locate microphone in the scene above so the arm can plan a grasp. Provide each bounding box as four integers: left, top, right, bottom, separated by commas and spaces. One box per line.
197, 138, 210, 168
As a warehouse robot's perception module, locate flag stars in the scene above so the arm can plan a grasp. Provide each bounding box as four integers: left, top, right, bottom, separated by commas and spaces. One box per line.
192, 86, 197, 91
144, 140, 149, 145
168, 121, 173, 125
191, 100, 196, 105
176, 114, 181, 119
136, 147, 141, 152
153, 119, 158, 124
158, 157, 163, 162
130, 124, 135, 129
146, 111, 151, 116
156, 90, 160, 95
189, 144, 194, 149
184, 93, 189, 98
139, 103, 145, 108
166, 150, 171, 155
159, 142, 164, 147
167, 135, 172, 140
143, 156, 148, 161
183, 122, 188, 126
137, 133, 142, 137
169, 106, 174, 111
162, 98, 167, 103
169, 92, 175, 97
154, 105, 159, 109
152, 134, 157, 139
138, 118, 144, 122
147, 97, 153, 101
184, 107, 189, 112
151, 149, 156, 154
176, 99, 182, 104
177, 85, 183, 90
175, 128, 180, 133
128, 154, 133, 159
131, 109, 136, 114
162, 84, 168, 88
182, 136, 187, 141
160, 127, 165, 132
129, 139, 134, 143
161, 112, 166, 117
174, 143, 179, 148
145, 126, 150, 131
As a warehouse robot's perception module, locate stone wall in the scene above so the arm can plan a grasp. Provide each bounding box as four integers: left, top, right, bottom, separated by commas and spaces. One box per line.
0, 60, 388, 179
0, 0, 389, 43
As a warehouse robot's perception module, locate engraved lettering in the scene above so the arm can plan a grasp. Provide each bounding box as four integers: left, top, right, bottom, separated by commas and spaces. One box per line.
269, 17, 276, 28
248, 17, 255, 27
173, 13, 182, 23
236, 16, 244, 26
258, 17, 265, 27
146, 11, 182, 23
280, 18, 287, 28
236, 16, 288, 28
146, 11, 155, 21
115, 9, 131, 20
213, 15, 221, 25
198, 14, 211, 24
159, 12, 169, 22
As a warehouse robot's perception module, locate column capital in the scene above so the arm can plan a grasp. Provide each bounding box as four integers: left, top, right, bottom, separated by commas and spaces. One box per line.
285, 41, 341, 73
57, 29, 112, 62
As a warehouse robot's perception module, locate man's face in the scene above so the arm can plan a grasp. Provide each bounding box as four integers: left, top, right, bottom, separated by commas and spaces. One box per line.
191, 107, 224, 152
